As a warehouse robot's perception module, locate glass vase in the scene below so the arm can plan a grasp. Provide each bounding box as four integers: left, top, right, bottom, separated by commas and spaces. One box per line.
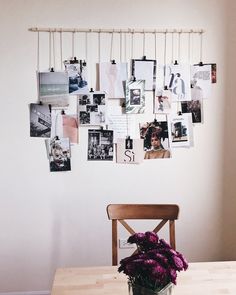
128, 282, 173, 295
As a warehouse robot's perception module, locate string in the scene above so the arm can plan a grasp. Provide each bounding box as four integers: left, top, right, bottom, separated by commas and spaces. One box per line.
171, 32, 174, 63
72, 31, 75, 58
178, 31, 181, 63
163, 31, 167, 88
120, 30, 122, 62
49, 31, 52, 69
37, 31, 40, 71
143, 30, 146, 57
131, 30, 134, 59
52, 32, 56, 69
154, 30, 157, 61
85, 32, 88, 61
110, 30, 114, 61
98, 30, 101, 63
124, 32, 127, 61
200, 31, 203, 62
60, 31, 63, 70
188, 31, 191, 64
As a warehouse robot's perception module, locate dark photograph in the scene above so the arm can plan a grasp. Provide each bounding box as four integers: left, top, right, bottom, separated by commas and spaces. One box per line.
130, 89, 141, 105
181, 100, 202, 123
87, 129, 114, 161
86, 105, 98, 112
93, 93, 105, 105
30, 103, 51, 138
79, 94, 91, 105
79, 111, 90, 124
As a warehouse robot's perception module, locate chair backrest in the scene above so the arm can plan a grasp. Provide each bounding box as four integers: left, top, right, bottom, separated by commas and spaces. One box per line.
106, 204, 179, 266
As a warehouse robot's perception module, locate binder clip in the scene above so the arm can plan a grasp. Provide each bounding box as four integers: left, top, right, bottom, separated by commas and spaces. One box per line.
90, 88, 94, 93
50, 67, 54, 72
142, 55, 147, 60
164, 85, 168, 90
177, 111, 182, 116
61, 109, 65, 115
111, 59, 116, 64
199, 61, 204, 66
174, 60, 178, 65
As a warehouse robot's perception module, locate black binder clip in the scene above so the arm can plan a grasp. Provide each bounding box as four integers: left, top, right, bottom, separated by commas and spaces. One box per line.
177, 111, 182, 116
142, 55, 147, 60
174, 60, 178, 65
90, 88, 94, 93
50, 67, 54, 72
55, 136, 59, 140
111, 59, 116, 64
70, 57, 78, 64
199, 61, 204, 66
132, 76, 136, 82
61, 109, 65, 115
39, 101, 43, 105
82, 60, 87, 67
164, 85, 168, 90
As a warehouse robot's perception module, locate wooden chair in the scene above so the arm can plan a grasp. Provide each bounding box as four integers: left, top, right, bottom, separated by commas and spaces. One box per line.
106, 204, 179, 266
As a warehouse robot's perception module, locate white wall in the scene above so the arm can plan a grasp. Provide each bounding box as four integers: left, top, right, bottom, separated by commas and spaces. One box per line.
0, 0, 231, 292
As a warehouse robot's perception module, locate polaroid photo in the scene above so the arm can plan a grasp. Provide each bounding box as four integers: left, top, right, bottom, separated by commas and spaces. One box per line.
191, 64, 212, 99
116, 138, 144, 164
78, 92, 106, 126
154, 88, 172, 114
30, 103, 51, 138
165, 64, 191, 102
140, 121, 171, 159
46, 137, 71, 172
87, 129, 114, 161
64, 60, 89, 94
131, 59, 156, 91
99, 62, 128, 98
181, 87, 203, 123
125, 80, 145, 114
168, 113, 193, 148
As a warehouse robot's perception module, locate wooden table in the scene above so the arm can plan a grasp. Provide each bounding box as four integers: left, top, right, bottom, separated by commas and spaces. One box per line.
51, 261, 236, 295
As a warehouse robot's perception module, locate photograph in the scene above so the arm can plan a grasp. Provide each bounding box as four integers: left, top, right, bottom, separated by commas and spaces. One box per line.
46, 137, 71, 172
87, 129, 114, 161
181, 99, 202, 123
78, 92, 106, 125
116, 138, 144, 164
62, 114, 79, 144
140, 121, 171, 159
38, 71, 69, 100
191, 64, 212, 98
30, 103, 51, 138
131, 59, 156, 91
125, 80, 145, 114
64, 60, 88, 94
154, 88, 172, 114
168, 113, 193, 148
99, 62, 128, 98
165, 64, 191, 101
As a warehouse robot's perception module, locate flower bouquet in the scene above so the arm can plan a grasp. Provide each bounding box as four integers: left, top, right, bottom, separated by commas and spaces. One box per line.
118, 232, 188, 295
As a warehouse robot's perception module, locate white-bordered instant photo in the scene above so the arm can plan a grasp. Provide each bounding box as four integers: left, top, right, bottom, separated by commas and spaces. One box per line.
131, 59, 156, 91
125, 80, 145, 114
116, 138, 144, 164
87, 129, 114, 161
154, 88, 172, 114
191, 64, 212, 99
168, 113, 193, 148
30, 103, 51, 138
46, 137, 71, 172
165, 64, 191, 102
140, 121, 171, 159
64, 60, 88, 94
38, 72, 69, 105
78, 92, 106, 126
107, 106, 137, 143
99, 62, 128, 98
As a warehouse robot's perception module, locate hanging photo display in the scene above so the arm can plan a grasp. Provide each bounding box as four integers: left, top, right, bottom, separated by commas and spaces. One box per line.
30, 103, 51, 138
168, 113, 193, 148
38, 71, 69, 107
99, 62, 128, 98
87, 129, 114, 161
78, 92, 106, 125
116, 138, 144, 164
191, 64, 212, 98
165, 64, 191, 102
154, 88, 172, 114
125, 80, 145, 114
64, 60, 88, 94
131, 59, 156, 91
46, 137, 71, 172
140, 121, 171, 159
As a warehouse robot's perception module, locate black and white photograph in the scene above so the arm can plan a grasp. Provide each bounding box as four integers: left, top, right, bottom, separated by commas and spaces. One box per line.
130, 89, 141, 105
168, 113, 193, 148
131, 59, 156, 91
191, 64, 212, 99
87, 129, 114, 161
181, 99, 202, 123
30, 103, 51, 138
125, 80, 145, 114
165, 64, 191, 102
78, 92, 106, 125
64, 60, 88, 94
46, 137, 71, 172
38, 71, 69, 102
154, 88, 172, 114
140, 121, 171, 159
